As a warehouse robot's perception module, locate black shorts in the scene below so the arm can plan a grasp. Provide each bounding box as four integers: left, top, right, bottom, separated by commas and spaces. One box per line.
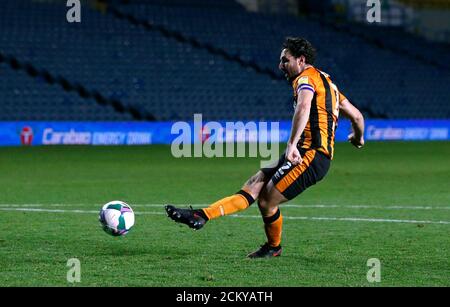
261, 148, 331, 200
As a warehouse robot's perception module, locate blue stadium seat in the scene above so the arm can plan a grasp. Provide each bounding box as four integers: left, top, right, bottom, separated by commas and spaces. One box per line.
0, 0, 448, 120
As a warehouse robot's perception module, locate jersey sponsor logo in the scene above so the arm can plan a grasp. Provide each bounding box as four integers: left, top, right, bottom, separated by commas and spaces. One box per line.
298, 76, 309, 85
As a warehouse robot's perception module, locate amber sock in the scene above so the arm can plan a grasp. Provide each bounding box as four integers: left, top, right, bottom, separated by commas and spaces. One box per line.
263, 208, 283, 247
202, 190, 255, 220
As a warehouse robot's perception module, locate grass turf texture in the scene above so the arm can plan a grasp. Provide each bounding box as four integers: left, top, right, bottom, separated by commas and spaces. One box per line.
0, 142, 449, 286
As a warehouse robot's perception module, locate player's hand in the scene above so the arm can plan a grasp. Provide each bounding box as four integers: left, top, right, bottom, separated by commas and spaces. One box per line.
286, 143, 302, 165
348, 133, 364, 149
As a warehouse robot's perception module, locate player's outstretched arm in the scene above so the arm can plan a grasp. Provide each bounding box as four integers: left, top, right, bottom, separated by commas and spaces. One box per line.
286, 90, 313, 165
339, 98, 365, 148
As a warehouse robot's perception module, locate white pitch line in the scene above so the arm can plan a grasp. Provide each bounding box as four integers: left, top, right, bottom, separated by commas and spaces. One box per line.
0, 207, 166, 215
0, 208, 100, 214
230, 214, 450, 225
1, 207, 450, 225
0, 203, 449, 210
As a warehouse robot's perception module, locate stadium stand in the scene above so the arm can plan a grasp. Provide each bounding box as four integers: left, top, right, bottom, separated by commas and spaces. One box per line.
0, 59, 134, 120
0, 0, 448, 121
117, 0, 450, 119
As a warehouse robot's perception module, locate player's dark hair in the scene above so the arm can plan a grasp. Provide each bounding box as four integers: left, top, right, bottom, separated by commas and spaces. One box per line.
283, 37, 316, 65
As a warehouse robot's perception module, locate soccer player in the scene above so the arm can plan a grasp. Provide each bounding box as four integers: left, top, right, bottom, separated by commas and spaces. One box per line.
165, 37, 365, 258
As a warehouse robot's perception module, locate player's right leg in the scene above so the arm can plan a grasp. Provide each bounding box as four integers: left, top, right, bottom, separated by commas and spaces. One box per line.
165, 171, 265, 230
165, 154, 286, 230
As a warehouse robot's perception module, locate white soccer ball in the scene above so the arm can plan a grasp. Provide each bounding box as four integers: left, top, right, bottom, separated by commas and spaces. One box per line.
99, 200, 135, 236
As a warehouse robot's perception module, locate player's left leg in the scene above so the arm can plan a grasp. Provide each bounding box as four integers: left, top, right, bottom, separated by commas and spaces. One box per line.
248, 148, 331, 258
247, 181, 287, 258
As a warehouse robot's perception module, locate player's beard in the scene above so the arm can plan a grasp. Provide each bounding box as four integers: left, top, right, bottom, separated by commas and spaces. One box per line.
281, 67, 300, 84
281, 70, 294, 83
287, 72, 300, 84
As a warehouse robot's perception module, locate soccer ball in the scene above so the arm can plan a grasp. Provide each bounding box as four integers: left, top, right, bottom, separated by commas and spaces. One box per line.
99, 200, 135, 236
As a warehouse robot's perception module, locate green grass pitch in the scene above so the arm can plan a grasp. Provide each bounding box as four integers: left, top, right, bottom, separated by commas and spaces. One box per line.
0, 142, 449, 286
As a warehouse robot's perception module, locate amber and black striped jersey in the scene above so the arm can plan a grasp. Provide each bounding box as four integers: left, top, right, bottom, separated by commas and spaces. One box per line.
292, 66, 347, 160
